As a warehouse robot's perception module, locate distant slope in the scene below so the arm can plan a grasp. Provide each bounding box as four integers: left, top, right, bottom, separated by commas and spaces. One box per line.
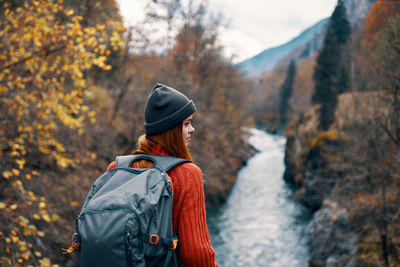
235, 18, 328, 78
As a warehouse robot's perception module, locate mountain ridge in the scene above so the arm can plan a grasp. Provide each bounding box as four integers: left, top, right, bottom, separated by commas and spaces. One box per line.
236, 0, 377, 79
235, 18, 328, 78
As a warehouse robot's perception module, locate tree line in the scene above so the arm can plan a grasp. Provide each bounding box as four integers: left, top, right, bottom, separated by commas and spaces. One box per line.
271, 0, 400, 265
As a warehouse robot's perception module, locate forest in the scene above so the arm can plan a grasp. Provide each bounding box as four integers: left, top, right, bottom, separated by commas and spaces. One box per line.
0, 0, 253, 265
1, 0, 399, 266
256, 0, 400, 266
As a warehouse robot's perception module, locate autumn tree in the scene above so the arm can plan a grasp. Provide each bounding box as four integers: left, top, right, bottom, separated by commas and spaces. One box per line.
341, 6, 400, 265
356, 0, 400, 147
153, 1, 254, 206
363, 0, 400, 43
312, 0, 350, 130
357, 14, 400, 266
0, 0, 124, 265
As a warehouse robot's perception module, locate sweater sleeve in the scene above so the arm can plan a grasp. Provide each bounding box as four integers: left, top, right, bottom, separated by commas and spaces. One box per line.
177, 164, 218, 267
106, 161, 116, 171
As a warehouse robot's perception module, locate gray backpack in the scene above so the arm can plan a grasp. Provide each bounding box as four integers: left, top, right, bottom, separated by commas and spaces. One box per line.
74, 154, 189, 267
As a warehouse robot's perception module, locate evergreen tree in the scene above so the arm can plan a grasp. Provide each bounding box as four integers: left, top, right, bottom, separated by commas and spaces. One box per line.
280, 59, 296, 126
331, 0, 351, 44
312, 0, 350, 130
337, 64, 350, 94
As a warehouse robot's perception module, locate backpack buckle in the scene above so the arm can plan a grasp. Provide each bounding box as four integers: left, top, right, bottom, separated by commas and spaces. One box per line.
168, 238, 178, 250
149, 234, 159, 245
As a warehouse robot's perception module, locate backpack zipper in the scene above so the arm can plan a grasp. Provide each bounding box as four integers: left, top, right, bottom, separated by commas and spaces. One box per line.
125, 231, 134, 267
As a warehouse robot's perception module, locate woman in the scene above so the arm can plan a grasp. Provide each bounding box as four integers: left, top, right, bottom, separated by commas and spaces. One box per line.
106, 83, 218, 267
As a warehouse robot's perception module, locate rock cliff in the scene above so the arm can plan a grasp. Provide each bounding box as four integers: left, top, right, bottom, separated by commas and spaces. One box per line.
284, 91, 393, 266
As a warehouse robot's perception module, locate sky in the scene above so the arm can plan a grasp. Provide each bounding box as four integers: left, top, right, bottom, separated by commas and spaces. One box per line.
116, 0, 338, 63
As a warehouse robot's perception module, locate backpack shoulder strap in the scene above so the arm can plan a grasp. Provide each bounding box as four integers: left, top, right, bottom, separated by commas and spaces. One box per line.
115, 155, 136, 168
115, 154, 190, 172
153, 155, 190, 172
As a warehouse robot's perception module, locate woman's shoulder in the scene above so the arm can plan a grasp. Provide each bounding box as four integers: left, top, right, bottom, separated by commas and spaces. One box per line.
174, 161, 202, 175
169, 162, 203, 186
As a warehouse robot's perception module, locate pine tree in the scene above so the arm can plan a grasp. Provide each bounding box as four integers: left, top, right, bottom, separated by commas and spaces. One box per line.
312, 0, 350, 130
280, 59, 296, 126
331, 0, 351, 45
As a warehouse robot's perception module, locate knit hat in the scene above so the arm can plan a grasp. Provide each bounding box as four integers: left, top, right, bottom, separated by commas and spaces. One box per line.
144, 83, 196, 135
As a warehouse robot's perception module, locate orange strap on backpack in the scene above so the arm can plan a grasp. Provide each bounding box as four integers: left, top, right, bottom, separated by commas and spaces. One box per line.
62, 232, 80, 254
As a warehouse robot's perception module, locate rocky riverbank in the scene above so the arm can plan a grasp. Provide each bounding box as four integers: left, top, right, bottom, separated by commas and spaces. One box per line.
284, 91, 399, 266
202, 130, 256, 208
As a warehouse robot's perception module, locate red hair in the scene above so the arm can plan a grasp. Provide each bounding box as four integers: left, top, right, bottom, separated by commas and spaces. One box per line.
132, 122, 193, 168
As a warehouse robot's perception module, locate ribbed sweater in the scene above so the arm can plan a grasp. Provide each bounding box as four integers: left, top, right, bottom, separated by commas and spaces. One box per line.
106, 145, 218, 267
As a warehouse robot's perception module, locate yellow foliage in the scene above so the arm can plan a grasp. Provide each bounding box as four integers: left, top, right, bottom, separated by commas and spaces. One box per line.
64, 9, 74, 16
310, 130, 344, 148
28, 191, 38, 202
11, 235, 19, 243
18, 240, 28, 253
2, 171, 12, 179
10, 151, 20, 157
12, 180, 23, 190
16, 158, 26, 169
385, 192, 397, 201
0, 0, 124, 169
41, 213, 51, 223
39, 257, 51, 267
23, 224, 37, 236
37, 231, 45, 237
51, 213, 58, 222
0, 1, 125, 265
12, 168, 20, 176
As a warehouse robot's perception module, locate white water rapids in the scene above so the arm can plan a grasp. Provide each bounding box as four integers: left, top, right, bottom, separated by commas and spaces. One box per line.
207, 128, 311, 267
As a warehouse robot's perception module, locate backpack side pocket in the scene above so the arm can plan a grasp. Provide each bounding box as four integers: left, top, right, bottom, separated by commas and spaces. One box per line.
78, 209, 144, 267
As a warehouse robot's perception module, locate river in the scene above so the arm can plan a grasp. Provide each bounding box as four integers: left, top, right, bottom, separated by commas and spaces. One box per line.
207, 128, 311, 267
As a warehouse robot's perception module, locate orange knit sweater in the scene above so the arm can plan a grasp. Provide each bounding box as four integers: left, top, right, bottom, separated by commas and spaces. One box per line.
106, 145, 218, 267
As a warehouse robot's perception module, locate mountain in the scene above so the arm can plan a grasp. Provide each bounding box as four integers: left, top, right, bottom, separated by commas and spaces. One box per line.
235, 18, 328, 78
236, 0, 377, 79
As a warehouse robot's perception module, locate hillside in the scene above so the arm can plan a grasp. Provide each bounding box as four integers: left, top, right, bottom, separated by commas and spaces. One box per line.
284, 91, 398, 266
235, 18, 328, 78
251, 55, 317, 132
282, 0, 400, 265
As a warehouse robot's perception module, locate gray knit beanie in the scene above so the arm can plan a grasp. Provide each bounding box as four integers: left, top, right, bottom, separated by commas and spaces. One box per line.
144, 83, 196, 135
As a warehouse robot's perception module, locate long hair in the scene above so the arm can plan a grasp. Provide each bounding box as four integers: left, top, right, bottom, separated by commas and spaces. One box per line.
132, 122, 193, 168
